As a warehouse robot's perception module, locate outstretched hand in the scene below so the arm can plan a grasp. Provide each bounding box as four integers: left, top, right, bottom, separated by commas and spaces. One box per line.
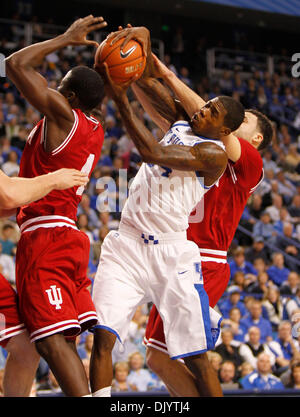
106, 24, 150, 57
63, 15, 108, 48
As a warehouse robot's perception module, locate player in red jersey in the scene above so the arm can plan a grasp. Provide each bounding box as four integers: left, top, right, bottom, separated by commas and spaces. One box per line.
0, 168, 89, 396
5, 15, 108, 397
106, 26, 273, 396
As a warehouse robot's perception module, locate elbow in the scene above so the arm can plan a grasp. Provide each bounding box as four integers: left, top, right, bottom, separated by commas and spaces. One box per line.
5, 56, 19, 77
5, 55, 26, 74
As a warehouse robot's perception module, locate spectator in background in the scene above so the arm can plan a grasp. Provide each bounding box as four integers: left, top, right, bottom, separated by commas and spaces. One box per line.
77, 193, 100, 230
262, 286, 284, 332
111, 361, 136, 393
267, 252, 290, 287
10, 125, 27, 151
268, 321, 300, 376
1, 150, 20, 177
0, 223, 17, 256
276, 171, 296, 204
92, 225, 110, 264
229, 247, 258, 280
245, 237, 269, 264
218, 361, 239, 390
246, 271, 270, 298
222, 307, 248, 343
253, 211, 276, 242
215, 329, 243, 368
263, 150, 279, 173
274, 207, 293, 234
240, 299, 273, 343
280, 271, 300, 296
249, 194, 264, 219
238, 326, 275, 370
275, 223, 300, 272
238, 362, 254, 385
265, 194, 283, 223
285, 287, 300, 320
239, 352, 284, 390
0, 242, 15, 285
288, 195, 300, 224
284, 361, 300, 389
253, 258, 267, 275
127, 352, 156, 392
76, 213, 94, 245
219, 286, 247, 318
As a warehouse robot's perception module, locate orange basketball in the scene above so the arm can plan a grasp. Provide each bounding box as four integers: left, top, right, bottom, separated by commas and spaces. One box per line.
95, 38, 146, 84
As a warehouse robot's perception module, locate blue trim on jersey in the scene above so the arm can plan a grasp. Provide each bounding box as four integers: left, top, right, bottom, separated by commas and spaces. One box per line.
194, 283, 215, 350
91, 325, 122, 343
170, 348, 209, 360
172, 122, 190, 128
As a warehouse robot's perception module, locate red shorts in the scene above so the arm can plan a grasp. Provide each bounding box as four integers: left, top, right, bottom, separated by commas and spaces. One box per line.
144, 260, 230, 353
16, 227, 98, 342
0, 274, 26, 347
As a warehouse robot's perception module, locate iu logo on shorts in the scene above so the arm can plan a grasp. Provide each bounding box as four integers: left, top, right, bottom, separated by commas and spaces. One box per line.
45, 285, 63, 310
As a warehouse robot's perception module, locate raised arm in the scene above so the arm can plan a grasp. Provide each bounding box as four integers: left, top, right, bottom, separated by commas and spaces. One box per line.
99, 64, 227, 186
5, 15, 107, 150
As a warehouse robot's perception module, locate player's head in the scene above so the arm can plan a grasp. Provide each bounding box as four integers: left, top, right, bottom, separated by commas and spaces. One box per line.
190, 96, 244, 139
58, 66, 105, 112
234, 109, 273, 150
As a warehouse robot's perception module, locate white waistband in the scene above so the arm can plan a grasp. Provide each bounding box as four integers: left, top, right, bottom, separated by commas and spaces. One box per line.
20, 215, 78, 234
119, 223, 187, 243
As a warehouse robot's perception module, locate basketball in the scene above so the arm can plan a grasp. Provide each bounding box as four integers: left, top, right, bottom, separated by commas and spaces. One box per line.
95, 38, 146, 84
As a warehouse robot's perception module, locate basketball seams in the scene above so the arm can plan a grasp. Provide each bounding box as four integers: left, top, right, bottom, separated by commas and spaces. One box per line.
95, 38, 145, 84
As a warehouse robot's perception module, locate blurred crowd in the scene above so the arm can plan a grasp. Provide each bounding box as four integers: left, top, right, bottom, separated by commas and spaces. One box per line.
1, 15, 300, 396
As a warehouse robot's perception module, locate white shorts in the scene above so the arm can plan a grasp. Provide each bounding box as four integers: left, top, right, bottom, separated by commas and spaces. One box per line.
92, 223, 222, 359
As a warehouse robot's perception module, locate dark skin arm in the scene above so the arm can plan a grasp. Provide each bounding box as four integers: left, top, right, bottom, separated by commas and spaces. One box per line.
5, 15, 107, 152
98, 64, 227, 186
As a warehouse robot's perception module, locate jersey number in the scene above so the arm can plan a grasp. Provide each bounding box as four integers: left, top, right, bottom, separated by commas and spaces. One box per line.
76, 154, 95, 196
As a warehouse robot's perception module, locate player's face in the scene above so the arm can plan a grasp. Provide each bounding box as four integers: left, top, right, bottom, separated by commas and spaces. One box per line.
190, 98, 226, 137
233, 111, 258, 141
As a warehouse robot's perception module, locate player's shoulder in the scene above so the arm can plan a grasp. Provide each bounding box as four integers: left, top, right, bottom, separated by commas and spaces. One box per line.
238, 137, 263, 164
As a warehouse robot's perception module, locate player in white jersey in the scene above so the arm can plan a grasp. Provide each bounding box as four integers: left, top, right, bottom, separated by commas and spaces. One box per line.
89, 53, 245, 397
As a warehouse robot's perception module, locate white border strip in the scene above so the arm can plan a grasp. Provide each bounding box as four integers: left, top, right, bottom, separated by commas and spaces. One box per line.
52, 110, 79, 155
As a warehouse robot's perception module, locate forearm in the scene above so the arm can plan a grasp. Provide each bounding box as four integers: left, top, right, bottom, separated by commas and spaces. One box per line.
1, 174, 58, 209
131, 83, 170, 133
114, 93, 160, 161
163, 70, 206, 118
135, 77, 181, 125
6, 34, 68, 69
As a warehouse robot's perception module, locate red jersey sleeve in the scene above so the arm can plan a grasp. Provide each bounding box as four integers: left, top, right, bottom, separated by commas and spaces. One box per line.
230, 137, 263, 191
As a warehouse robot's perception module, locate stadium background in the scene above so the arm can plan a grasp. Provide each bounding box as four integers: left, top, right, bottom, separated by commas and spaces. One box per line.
1, 0, 300, 397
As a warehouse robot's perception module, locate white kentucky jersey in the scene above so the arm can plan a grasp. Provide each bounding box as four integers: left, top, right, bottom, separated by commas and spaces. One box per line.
121, 120, 225, 233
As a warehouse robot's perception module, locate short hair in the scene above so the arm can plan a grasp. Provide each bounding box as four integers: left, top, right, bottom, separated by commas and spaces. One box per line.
218, 96, 245, 132
66, 66, 104, 111
246, 109, 274, 150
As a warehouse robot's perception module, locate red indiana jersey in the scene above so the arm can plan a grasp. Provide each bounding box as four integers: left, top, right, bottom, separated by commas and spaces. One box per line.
17, 109, 104, 231
187, 137, 263, 253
